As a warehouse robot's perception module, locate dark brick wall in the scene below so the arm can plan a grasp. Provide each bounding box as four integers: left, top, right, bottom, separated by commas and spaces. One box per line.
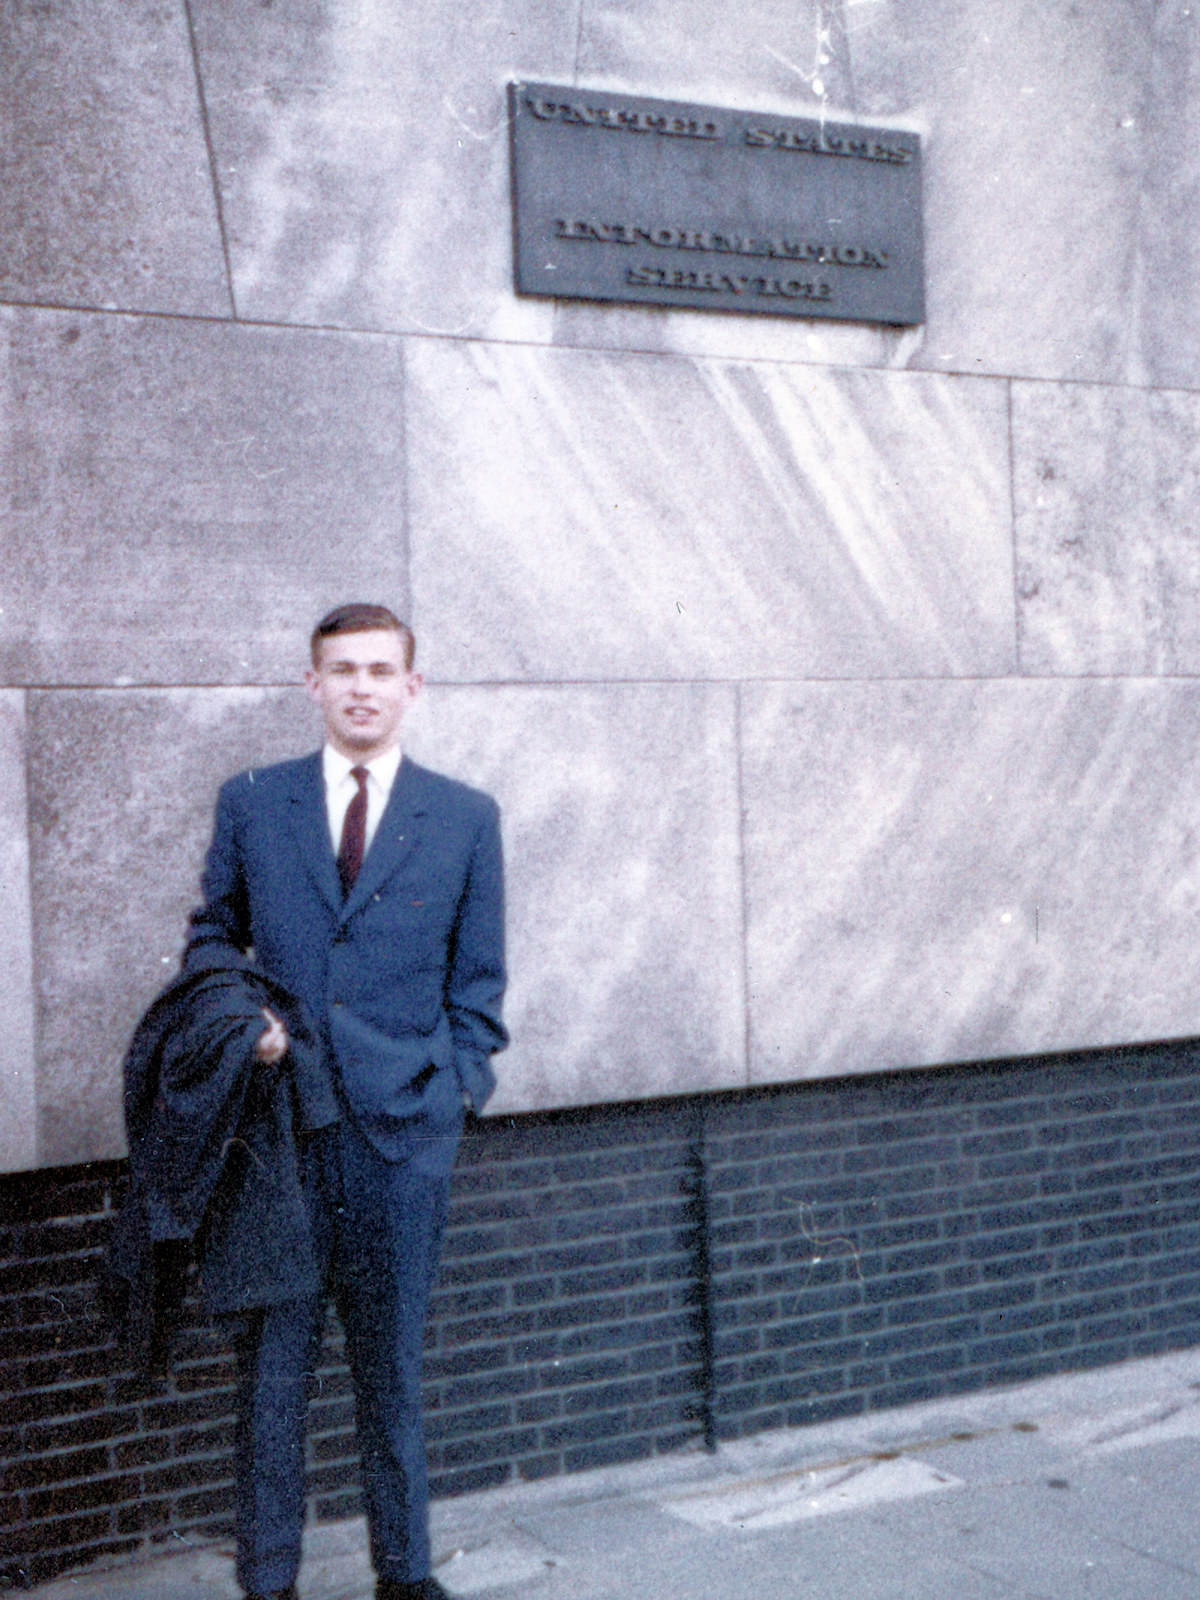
704, 1044, 1200, 1434
5, 1040, 1200, 1588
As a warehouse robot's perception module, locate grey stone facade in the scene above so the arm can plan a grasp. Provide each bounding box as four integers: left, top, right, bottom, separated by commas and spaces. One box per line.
4, 1, 1200, 1170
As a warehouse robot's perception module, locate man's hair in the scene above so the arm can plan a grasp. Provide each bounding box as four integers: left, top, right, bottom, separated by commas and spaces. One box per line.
310, 603, 415, 669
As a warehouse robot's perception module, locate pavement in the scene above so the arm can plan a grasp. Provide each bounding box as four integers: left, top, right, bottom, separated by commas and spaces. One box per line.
32, 1346, 1200, 1600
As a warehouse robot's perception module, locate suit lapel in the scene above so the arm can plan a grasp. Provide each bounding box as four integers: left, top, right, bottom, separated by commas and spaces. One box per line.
284, 752, 343, 913
341, 754, 427, 920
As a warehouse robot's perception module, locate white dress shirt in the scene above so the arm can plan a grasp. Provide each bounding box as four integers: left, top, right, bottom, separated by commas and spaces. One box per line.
321, 743, 403, 861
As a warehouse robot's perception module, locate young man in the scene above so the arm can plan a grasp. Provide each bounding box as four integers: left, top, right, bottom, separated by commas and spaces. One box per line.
186, 604, 507, 1600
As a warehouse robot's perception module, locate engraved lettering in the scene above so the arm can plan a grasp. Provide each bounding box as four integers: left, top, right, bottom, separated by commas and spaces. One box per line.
528, 95, 912, 164
526, 95, 722, 138
621, 110, 665, 132
623, 265, 836, 302
742, 122, 917, 165
557, 217, 890, 269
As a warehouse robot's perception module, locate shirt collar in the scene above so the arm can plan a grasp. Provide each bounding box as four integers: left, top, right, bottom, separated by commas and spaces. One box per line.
322, 743, 403, 790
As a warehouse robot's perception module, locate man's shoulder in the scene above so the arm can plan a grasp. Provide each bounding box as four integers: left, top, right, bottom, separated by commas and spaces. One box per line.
404, 757, 499, 824
217, 752, 319, 808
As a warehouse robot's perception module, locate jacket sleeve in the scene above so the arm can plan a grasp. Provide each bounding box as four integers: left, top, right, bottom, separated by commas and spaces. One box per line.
184, 779, 252, 966
446, 798, 508, 1111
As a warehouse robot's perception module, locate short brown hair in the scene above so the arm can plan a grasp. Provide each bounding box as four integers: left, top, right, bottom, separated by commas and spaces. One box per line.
310, 604, 415, 669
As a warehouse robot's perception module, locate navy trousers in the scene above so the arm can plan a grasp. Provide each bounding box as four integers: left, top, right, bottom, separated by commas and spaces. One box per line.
229, 1118, 450, 1595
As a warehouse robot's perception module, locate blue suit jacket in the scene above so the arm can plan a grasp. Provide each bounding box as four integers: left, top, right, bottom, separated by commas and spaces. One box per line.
185, 752, 507, 1172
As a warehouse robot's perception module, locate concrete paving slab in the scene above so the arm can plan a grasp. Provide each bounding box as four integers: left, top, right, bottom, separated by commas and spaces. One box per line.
1108, 1433, 1200, 1491
871, 1472, 1198, 1600
1044, 1445, 1200, 1574
1078, 1399, 1200, 1456
25, 1347, 1200, 1600
727, 1521, 1016, 1600
513, 1498, 904, 1600
434, 1531, 563, 1596
657, 1455, 962, 1530
516, 1493, 1012, 1600
29, 1539, 243, 1600
912, 1424, 1069, 1485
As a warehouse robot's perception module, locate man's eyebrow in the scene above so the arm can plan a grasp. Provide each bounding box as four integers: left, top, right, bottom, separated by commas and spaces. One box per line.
327, 657, 397, 670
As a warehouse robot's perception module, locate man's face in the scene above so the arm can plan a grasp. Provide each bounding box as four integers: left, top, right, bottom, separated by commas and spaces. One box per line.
304, 629, 421, 761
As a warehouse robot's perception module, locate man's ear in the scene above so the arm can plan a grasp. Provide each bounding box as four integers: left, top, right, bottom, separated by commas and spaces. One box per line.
304, 667, 322, 705
406, 671, 424, 702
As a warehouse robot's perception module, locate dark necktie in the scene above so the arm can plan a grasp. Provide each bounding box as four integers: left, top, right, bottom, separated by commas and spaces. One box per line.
337, 766, 369, 896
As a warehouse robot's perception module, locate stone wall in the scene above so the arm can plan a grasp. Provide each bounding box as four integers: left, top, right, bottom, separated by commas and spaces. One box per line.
5, 0, 1200, 1172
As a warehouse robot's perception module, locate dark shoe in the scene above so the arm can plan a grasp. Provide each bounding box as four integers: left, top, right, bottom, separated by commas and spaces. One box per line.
244, 1587, 297, 1600
376, 1577, 452, 1600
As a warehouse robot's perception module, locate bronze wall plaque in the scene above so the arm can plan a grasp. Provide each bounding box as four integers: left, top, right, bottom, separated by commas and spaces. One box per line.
509, 82, 923, 325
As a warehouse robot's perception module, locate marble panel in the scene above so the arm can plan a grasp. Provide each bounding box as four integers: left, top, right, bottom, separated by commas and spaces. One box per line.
0, 308, 407, 686
550, 301, 925, 372
576, 0, 851, 116
1013, 381, 1200, 678
188, 0, 573, 339
0, 693, 37, 1173
743, 679, 1200, 1085
847, 0, 1152, 385
27, 687, 316, 1168
404, 683, 745, 1113
29, 681, 744, 1162
1133, 3, 1200, 391
0, 0, 229, 317
407, 339, 1014, 682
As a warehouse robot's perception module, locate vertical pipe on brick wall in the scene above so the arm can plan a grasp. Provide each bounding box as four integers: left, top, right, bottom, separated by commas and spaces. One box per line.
687, 1100, 717, 1452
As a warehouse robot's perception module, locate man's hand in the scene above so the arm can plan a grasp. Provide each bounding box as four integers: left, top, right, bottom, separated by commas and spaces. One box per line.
255, 1007, 289, 1065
